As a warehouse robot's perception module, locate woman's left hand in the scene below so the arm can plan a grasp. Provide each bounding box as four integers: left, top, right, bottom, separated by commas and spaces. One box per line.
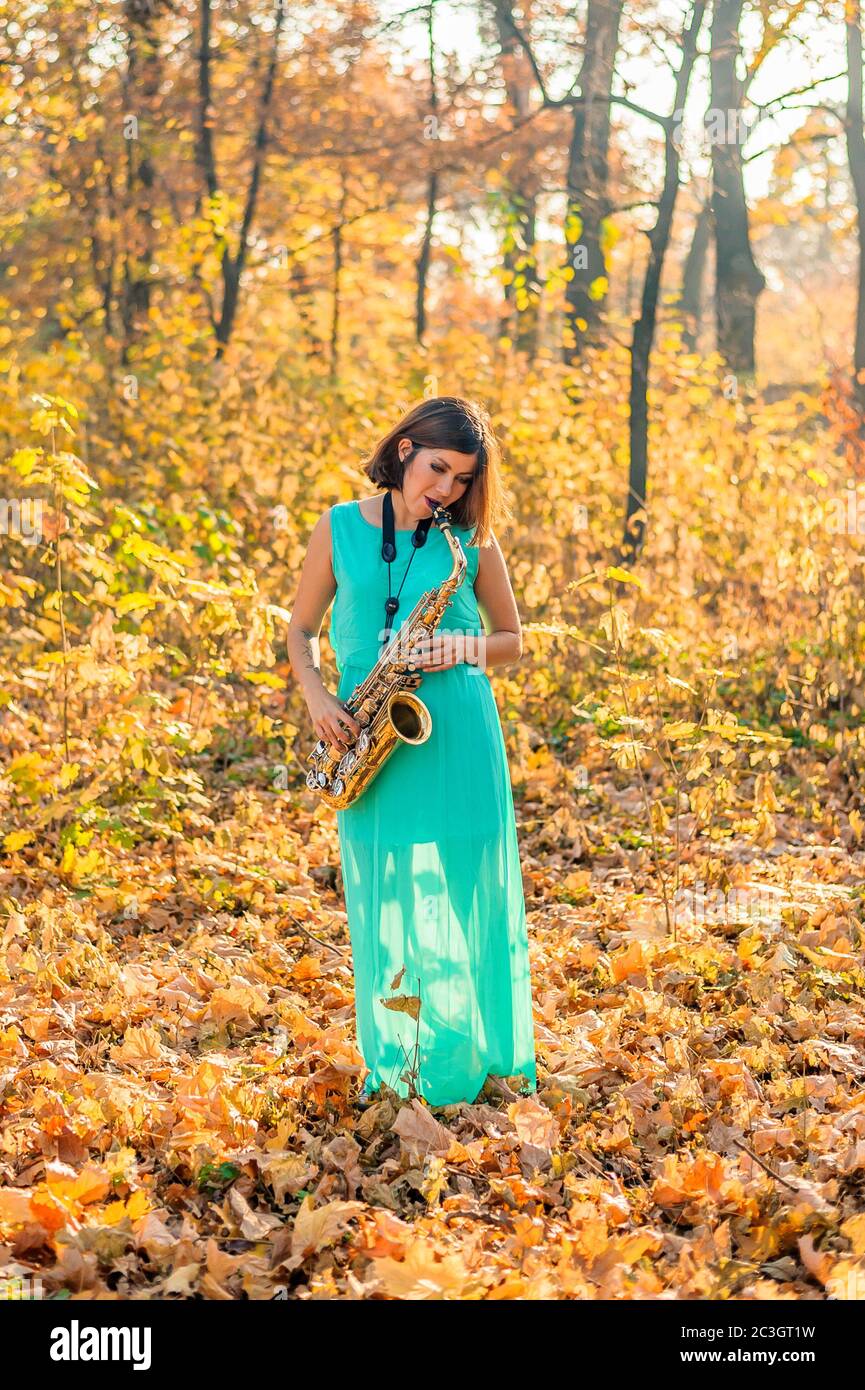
407, 633, 470, 673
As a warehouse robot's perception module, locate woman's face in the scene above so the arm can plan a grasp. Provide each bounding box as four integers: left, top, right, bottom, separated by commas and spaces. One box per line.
397, 438, 477, 519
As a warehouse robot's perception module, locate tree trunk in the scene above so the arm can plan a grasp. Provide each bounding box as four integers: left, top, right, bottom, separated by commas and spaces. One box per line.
196, 0, 285, 357
416, 173, 438, 345
622, 1, 708, 563
416, 2, 439, 345
291, 261, 324, 360
119, 0, 162, 360
493, 0, 542, 359
846, 1, 865, 422
563, 0, 624, 362
710, 0, 765, 375
680, 194, 712, 353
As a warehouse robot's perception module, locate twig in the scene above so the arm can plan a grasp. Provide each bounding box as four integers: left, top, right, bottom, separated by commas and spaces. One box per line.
283, 913, 347, 957
732, 1137, 800, 1191
440, 1207, 513, 1228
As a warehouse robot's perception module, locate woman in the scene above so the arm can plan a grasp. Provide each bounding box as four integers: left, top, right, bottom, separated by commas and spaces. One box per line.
287, 396, 537, 1108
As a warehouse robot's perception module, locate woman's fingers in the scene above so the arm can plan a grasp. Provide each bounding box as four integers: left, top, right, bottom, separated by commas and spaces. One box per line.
329, 716, 359, 749
330, 720, 352, 750
408, 639, 438, 667
319, 707, 361, 752
315, 719, 347, 751
410, 635, 460, 671
340, 706, 362, 736
409, 634, 464, 670
313, 698, 361, 753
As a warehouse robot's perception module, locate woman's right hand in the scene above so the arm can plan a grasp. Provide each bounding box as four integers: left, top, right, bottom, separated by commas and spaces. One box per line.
306, 686, 363, 755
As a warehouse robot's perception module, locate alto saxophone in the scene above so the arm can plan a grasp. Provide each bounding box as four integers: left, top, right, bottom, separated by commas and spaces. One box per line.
305, 502, 468, 810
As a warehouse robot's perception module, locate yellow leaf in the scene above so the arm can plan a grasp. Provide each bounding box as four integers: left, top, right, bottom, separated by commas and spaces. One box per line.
663, 720, 698, 740
564, 214, 583, 244
738, 933, 762, 967
605, 566, 644, 588
244, 671, 286, 688
600, 218, 621, 257
369, 1240, 469, 1298
291, 1196, 365, 1258
59, 761, 80, 789
116, 592, 160, 617
6, 447, 42, 478
3, 830, 34, 852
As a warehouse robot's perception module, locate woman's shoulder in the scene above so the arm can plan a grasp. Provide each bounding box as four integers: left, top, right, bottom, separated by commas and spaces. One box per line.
328, 498, 365, 530
331, 497, 380, 521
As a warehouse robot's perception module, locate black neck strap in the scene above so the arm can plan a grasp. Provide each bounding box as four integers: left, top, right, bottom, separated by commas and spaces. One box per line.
381, 487, 433, 561
380, 489, 434, 644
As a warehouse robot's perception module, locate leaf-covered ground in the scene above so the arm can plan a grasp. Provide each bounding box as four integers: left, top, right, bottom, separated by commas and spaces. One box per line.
2, 745, 864, 1302
3, 369, 865, 1300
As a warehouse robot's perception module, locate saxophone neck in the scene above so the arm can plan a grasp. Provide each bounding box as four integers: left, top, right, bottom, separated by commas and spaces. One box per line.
431, 506, 467, 589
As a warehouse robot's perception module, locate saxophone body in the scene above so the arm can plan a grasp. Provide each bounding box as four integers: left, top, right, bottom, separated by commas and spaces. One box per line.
305, 503, 468, 811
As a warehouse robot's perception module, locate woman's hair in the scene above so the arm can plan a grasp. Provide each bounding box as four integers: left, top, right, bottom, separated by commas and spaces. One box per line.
362, 396, 512, 546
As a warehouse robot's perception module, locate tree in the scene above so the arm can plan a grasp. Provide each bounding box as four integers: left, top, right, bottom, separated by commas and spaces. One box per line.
709, 0, 766, 375
623, 0, 708, 562
196, 0, 286, 357
119, 0, 165, 358
563, 0, 625, 360
846, 0, 865, 422
416, 2, 440, 346
680, 192, 713, 353
491, 0, 543, 358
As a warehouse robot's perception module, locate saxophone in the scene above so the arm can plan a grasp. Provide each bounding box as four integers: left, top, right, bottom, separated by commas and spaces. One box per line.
305, 502, 468, 810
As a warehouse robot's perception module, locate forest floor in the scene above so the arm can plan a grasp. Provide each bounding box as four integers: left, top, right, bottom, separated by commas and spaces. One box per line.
2, 750, 864, 1301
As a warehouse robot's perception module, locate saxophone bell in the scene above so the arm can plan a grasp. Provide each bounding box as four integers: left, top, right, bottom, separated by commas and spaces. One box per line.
388, 689, 432, 745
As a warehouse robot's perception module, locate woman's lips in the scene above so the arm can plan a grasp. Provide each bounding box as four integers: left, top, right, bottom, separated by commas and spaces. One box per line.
425, 495, 444, 510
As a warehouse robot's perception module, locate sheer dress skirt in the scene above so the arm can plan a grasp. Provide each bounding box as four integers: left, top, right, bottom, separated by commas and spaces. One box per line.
335, 656, 537, 1106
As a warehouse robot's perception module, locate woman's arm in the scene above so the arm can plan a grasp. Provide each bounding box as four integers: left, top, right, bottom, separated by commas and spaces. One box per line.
411, 532, 523, 674
286, 509, 362, 752
286, 510, 334, 701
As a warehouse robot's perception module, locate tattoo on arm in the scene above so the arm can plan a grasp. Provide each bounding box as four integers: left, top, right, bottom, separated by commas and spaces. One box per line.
299, 628, 321, 679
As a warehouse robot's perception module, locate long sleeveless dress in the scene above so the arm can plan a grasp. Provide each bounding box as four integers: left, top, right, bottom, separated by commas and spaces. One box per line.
327, 499, 537, 1107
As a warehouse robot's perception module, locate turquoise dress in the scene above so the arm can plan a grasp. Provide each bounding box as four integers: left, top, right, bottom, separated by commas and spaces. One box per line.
327, 499, 537, 1107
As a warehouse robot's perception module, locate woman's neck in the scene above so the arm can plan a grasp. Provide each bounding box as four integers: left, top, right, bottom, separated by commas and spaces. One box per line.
387, 488, 422, 530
